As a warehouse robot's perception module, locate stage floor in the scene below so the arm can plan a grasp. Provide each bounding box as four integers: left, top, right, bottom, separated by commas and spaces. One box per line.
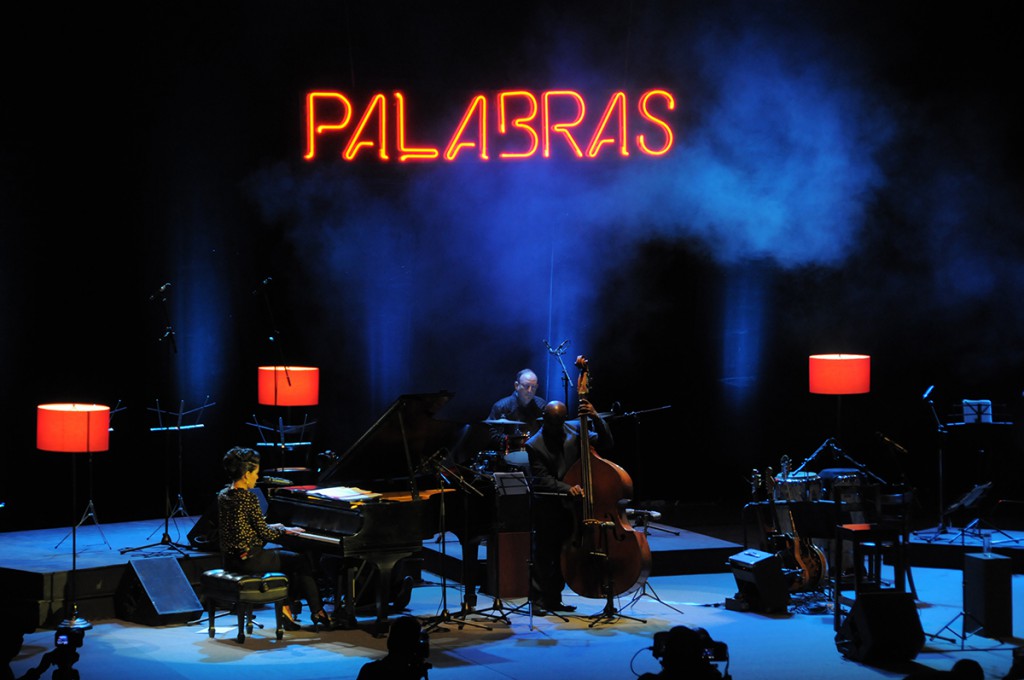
2, 510, 1022, 627
6, 565, 1023, 680
3, 512, 1024, 679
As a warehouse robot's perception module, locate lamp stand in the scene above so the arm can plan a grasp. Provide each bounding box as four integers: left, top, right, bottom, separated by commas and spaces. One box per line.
62, 453, 93, 631
56, 450, 111, 551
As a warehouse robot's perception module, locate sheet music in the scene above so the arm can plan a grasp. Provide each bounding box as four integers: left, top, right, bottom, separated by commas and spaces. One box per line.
308, 486, 382, 501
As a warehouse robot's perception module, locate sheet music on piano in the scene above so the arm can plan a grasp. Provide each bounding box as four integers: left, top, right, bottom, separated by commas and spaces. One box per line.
308, 486, 382, 502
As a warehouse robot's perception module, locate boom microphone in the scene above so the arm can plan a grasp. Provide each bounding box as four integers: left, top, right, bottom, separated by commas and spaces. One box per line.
922, 384, 935, 400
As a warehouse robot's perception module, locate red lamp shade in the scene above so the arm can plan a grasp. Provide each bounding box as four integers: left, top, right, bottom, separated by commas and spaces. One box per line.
258, 366, 319, 406
809, 354, 870, 395
37, 403, 111, 452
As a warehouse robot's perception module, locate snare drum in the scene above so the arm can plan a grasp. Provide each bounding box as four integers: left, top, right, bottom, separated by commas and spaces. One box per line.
772, 471, 822, 503
503, 449, 530, 468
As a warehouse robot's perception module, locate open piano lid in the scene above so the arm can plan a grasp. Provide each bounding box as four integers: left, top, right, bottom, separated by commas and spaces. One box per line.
317, 391, 464, 492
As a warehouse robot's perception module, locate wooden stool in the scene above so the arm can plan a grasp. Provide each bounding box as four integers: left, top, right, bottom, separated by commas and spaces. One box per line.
200, 569, 289, 643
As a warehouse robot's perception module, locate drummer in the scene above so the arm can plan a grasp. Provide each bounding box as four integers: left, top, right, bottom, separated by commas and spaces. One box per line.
486, 368, 545, 452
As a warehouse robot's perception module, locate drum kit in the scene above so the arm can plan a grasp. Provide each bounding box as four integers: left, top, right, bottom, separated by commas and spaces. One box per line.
466, 417, 533, 475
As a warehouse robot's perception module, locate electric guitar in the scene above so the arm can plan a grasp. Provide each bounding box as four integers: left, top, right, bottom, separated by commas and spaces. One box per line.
767, 456, 828, 592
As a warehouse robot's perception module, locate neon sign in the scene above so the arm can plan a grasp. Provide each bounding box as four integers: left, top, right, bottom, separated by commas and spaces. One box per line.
304, 89, 676, 162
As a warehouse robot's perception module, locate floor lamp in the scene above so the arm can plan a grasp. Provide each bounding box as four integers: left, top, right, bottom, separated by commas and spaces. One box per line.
809, 353, 870, 439
37, 402, 111, 631
253, 366, 319, 475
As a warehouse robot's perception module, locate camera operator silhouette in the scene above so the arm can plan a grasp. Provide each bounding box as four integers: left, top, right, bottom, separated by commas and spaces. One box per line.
639, 625, 730, 680
357, 615, 431, 680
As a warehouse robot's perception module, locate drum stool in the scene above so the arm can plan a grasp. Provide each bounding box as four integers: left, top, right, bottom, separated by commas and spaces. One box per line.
200, 568, 289, 643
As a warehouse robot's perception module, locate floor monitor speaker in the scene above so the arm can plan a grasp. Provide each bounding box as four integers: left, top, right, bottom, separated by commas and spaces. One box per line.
115, 556, 203, 626
836, 591, 923, 664
725, 549, 789, 613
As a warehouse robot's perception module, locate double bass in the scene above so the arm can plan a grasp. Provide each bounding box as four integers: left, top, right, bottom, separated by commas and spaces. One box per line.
560, 356, 652, 599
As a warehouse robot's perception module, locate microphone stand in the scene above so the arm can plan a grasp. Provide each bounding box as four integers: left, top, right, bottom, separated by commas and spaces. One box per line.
544, 339, 571, 405
122, 284, 212, 556
420, 452, 491, 633
252, 275, 309, 472
917, 391, 951, 543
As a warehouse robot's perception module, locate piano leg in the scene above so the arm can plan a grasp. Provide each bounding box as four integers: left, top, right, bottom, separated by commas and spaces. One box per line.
461, 538, 483, 610
338, 553, 414, 635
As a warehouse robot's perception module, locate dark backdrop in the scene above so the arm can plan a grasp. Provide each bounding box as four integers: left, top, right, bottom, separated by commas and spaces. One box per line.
3, 1, 1022, 532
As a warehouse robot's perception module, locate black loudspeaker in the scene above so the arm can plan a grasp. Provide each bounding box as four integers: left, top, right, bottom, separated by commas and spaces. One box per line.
964, 552, 1012, 638
115, 557, 203, 626
836, 591, 923, 664
726, 549, 789, 613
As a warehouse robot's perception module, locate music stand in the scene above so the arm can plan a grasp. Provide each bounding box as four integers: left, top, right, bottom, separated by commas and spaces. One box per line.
461, 471, 533, 624
931, 399, 1018, 546
121, 397, 214, 555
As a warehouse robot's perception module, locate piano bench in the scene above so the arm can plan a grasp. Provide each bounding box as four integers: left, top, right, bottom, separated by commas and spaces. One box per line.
200, 569, 289, 643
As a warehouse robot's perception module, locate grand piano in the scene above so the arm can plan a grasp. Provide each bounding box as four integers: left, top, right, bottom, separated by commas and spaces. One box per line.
265, 391, 485, 632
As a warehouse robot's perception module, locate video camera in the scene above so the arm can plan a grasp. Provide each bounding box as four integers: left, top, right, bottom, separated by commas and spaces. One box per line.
54, 625, 85, 651
653, 625, 727, 663
650, 625, 730, 679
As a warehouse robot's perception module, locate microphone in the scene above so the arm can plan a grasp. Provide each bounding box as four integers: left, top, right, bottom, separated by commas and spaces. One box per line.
922, 385, 934, 400
252, 276, 273, 295
148, 282, 171, 302
877, 431, 908, 455
557, 339, 570, 350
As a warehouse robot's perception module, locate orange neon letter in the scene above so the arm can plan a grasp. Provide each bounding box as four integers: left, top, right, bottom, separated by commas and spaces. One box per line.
585, 91, 629, 158
304, 91, 354, 161
343, 93, 389, 161
497, 90, 540, 159
394, 91, 439, 162
636, 89, 675, 156
444, 94, 489, 161
542, 90, 586, 158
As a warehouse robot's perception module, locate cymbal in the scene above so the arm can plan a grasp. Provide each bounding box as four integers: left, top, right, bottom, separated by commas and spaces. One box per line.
481, 417, 526, 426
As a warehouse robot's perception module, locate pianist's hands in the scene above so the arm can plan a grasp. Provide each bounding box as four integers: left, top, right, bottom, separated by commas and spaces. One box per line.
269, 522, 305, 535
